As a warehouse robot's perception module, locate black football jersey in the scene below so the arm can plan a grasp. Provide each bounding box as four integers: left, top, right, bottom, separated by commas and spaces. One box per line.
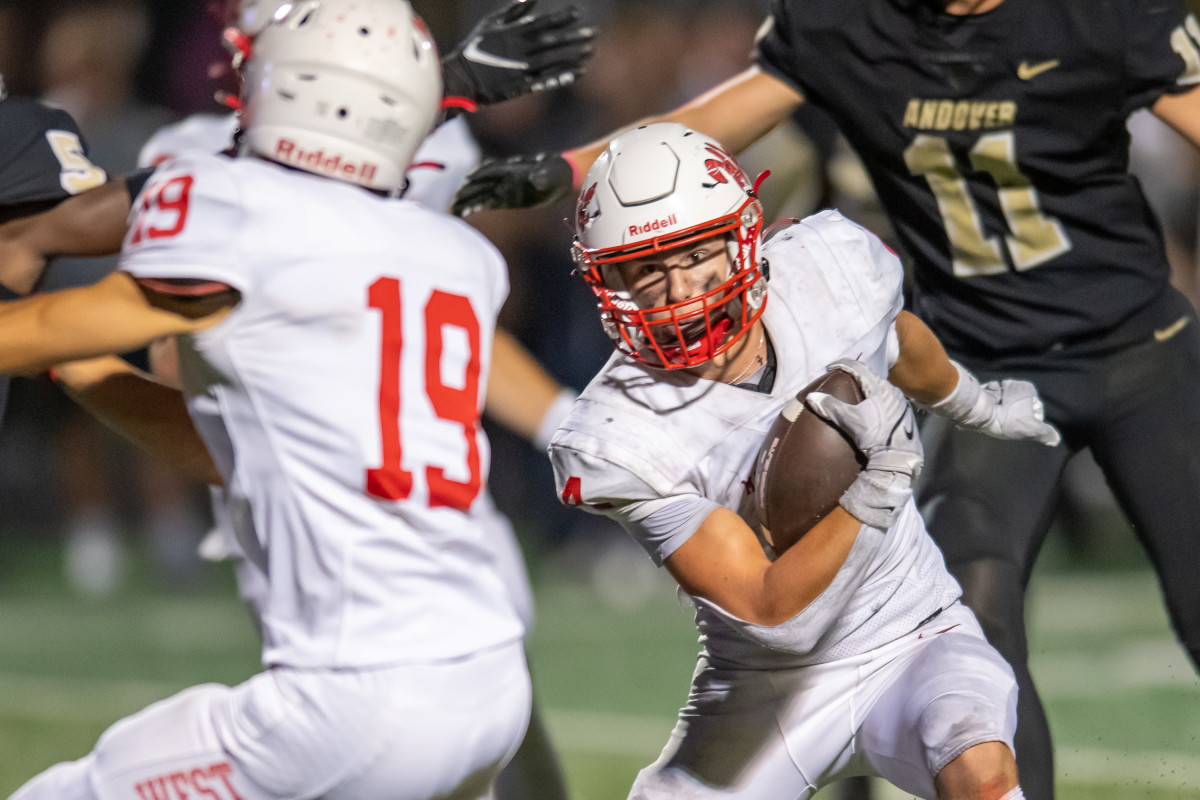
0, 95, 105, 217
758, 0, 1198, 358
0, 96, 105, 425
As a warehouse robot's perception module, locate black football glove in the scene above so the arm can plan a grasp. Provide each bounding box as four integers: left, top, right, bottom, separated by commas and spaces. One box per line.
452, 152, 574, 216
442, 0, 595, 107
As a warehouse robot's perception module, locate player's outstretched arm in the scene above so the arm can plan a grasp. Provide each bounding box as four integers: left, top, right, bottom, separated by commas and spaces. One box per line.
889, 311, 1061, 446
887, 310, 962, 403
442, 0, 595, 109
52, 354, 222, 486
485, 329, 577, 449
574, 67, 804, 181
452, 67, 802, 216
1152, 84, 1200, 149
0, 178, 132, 295
0, 271, 234, 375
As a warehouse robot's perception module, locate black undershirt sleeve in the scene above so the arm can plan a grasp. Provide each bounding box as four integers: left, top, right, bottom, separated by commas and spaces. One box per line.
123, 167, 156, 206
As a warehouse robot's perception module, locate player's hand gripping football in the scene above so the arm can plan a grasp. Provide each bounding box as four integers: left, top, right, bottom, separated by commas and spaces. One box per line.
806, 359, 923, 530
929, 361, 1061, 446
452, 152, 574, 216
442, 0, 595, 107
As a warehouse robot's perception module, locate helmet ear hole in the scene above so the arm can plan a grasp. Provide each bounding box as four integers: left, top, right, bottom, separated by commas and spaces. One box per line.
287, 11, 311, 29
286, 2, 320, 29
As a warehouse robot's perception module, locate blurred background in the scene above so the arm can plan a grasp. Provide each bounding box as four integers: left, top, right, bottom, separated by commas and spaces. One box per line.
0, 0, 1198, 797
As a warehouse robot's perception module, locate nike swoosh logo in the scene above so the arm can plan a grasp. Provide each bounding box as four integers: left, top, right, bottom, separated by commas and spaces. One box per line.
903, 423, 915, 440
464, 37, 528, 70
1017, 59, 1060, 80
919, 623, 962, 639
1154, 315, 1191, 342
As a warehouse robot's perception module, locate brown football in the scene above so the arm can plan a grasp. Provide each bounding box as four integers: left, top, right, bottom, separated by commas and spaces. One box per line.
751, 369, 867, 555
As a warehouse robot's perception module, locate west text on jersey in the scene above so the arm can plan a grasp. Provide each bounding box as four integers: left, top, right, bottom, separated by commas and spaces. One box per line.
902, 100, 1017, 132
134, 762, 244, 800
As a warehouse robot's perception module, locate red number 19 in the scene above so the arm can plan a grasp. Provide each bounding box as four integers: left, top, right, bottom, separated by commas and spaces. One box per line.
128, 175, 194, 245
366, 277, 482, 511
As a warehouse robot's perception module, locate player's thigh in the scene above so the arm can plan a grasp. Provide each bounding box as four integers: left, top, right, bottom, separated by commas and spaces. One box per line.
10, 757, 101, 800
10, 682, 246, 800
1092, 320, 1200, 647
628, 668, 811, 799
331, 642, 532, 800
857, 604, 1018, 799
916, 413, 1069, 573
20, 646, 531, 800
629, 655, 892, 799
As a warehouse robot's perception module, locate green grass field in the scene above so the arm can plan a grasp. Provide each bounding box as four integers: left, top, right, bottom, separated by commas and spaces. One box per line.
0, 537, 1197, 799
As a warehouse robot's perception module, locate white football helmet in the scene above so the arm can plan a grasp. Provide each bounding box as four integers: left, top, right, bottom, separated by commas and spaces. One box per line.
240, 0, 441, 192
573, 122, 768, 369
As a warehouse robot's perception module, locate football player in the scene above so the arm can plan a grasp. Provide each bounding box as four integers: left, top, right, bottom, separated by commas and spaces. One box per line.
451, 2, 1200, 794
2, 2, 586, 798
134, 106, 570, 649
0, 76, 106, 427
5, 3, 533, 800
135, 0, 582, 630
549, 122, 1061, 799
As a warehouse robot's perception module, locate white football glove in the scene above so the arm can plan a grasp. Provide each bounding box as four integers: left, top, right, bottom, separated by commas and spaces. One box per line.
929, 361, 1061, 446
806, 359, 923, 530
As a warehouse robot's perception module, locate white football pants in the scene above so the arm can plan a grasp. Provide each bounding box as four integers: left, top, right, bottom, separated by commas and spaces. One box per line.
629, 602, 1018, 799
13, 641, 530, 800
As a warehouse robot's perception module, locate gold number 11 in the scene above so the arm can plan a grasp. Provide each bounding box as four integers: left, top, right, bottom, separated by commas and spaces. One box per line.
904, 132, 1071, 278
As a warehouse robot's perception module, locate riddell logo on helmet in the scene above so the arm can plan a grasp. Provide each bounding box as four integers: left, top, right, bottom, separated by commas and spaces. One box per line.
629, 214, 678, 236
274, 139, 378, 183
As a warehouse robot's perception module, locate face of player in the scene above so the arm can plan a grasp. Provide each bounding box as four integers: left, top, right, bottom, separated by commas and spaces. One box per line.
616, 234, 732, 323
610, 234, 748, 366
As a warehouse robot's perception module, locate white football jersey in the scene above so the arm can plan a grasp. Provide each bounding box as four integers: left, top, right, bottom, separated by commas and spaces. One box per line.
550, 210, 961, 667
120, 151, 522, 668
137, 113, 239, 167
138, 114, 480, 213
137, 115, 537, 629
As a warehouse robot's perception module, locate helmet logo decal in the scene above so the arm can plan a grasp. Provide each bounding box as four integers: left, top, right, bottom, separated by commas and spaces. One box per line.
578, 182, 600, 230
703, 143, 751, 192
275, 138, 379, 183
